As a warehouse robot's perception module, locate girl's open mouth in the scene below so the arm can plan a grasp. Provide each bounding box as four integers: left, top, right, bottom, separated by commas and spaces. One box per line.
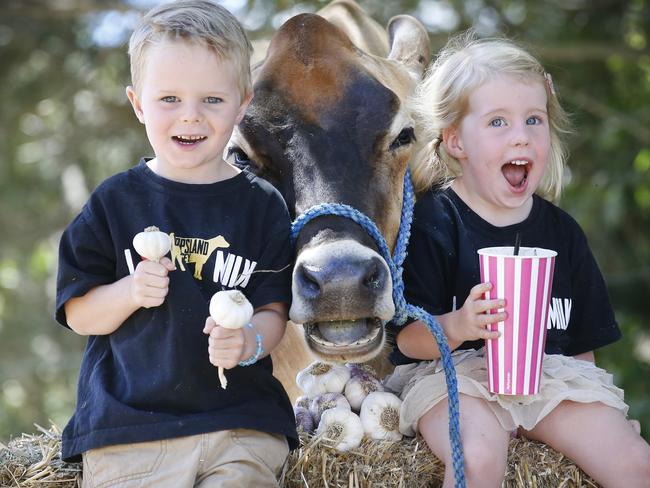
502, 160, 530, 190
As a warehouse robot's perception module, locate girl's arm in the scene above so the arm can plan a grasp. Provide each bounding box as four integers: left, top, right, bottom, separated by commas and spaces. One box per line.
396, 282, 504, 360
64, 258, 175, 335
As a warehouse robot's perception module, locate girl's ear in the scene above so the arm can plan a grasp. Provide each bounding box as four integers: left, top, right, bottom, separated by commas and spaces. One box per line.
126, 86, 145, 124
442, 126, 465, 159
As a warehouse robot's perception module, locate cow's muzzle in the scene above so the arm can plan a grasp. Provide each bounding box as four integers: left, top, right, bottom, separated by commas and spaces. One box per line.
289, 239, 394, 361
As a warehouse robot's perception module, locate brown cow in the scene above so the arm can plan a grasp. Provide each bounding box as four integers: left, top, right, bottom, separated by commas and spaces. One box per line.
228, 0, 430, 400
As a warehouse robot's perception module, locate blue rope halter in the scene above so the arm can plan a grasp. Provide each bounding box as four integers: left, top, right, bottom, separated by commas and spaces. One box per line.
291, 168, 466, 487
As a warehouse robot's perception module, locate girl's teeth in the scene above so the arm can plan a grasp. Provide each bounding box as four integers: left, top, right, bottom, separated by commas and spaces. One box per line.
510, 160, 527, 165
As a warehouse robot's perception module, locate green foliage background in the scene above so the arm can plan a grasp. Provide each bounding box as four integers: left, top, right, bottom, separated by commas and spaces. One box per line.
1, 0, 649, 442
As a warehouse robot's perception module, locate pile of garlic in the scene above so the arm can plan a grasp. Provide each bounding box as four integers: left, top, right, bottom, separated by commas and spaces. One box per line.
293, 361, 405, 452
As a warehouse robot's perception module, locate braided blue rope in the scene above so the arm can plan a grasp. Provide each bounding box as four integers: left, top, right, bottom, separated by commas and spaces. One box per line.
291, 169, 466, 487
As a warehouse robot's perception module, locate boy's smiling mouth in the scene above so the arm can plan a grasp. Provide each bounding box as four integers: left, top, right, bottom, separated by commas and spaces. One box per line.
173, 135, 207, 145
502, 159, 530, 189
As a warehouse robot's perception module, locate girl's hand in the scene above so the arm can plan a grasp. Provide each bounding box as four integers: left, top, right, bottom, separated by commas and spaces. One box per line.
203, 317, 246, 370
447, 282, 505, 344
129, 257, 175, 308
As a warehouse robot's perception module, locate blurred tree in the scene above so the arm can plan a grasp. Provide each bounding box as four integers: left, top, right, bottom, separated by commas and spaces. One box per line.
1, 0, 648, 442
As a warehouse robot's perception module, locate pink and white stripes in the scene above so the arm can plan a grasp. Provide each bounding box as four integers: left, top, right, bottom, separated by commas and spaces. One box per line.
478, 247, 557, 395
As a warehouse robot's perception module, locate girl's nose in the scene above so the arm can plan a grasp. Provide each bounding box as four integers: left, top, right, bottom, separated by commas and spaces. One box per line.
510, 124, 530, 146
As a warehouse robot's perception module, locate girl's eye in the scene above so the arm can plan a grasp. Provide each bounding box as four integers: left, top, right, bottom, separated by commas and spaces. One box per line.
205, 97, 223, 104
489, 118, 506, 128
526, 116, 542, 125
161, 96, 178, 103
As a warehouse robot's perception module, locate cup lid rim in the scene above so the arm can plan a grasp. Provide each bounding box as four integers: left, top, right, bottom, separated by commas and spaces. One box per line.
477, 246, 557, 258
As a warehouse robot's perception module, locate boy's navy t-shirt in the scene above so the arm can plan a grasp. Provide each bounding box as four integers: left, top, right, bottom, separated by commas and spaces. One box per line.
56, 160, 298, 461
389, 187, 621, 365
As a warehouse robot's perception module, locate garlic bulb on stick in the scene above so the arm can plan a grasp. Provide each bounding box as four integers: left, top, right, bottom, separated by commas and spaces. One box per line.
132, 226, 171, 263
316, 407, 364, 452
209, 290, 253, 389
359, 391, 402, 442
296, 361, 350, 397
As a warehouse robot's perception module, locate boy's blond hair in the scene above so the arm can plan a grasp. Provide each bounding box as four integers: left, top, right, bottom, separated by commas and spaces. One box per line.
410, 32, 571, 201
128, 0, 253, 98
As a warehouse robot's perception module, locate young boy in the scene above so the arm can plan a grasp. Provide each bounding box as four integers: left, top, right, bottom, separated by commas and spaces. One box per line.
55, 1, 297, 486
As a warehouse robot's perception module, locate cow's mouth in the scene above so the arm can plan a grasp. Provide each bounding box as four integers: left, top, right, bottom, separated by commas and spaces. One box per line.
305, 318, 383, 358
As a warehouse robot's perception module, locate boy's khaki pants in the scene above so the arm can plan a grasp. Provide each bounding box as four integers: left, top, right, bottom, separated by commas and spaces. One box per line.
81, 429, 289, 488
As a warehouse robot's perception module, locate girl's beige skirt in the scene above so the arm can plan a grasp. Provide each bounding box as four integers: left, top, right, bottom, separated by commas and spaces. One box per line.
383, 349, 628, 436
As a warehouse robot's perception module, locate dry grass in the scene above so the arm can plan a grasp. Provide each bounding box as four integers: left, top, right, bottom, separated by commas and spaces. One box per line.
1, 427, 599, 487
280, 433, 601, 488
0, 425, 81, 488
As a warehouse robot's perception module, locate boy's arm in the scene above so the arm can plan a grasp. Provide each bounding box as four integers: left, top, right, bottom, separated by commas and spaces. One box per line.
247, 301, 288, 359
65, 258, 175, 335
204, 301, 288, 369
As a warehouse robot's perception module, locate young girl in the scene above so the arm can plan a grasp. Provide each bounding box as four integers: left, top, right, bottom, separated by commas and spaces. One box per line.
387, 33, 650, 487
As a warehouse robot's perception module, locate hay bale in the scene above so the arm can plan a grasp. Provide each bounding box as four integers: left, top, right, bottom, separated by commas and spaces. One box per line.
1, 427, 599, 487
0, 425, 81, 488
280, 433, 601, 488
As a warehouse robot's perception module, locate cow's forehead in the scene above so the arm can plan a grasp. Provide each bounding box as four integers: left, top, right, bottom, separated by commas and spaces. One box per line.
251, 13, 409, 126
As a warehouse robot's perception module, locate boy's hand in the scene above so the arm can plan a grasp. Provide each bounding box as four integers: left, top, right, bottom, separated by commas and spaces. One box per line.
448, 282, 505, 344
129, 257, 175, 308
203, 317, 246, 370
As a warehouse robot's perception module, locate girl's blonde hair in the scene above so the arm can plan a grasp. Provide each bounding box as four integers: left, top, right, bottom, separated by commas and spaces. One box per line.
128, 0, 253, 98
410, 32, 571, 201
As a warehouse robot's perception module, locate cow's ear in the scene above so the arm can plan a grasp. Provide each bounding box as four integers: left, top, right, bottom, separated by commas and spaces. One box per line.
386, 15, 431, 80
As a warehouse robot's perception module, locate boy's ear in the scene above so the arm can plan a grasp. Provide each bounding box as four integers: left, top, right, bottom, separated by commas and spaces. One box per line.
126, 86, 145, 124
235, 92, 254, 125
442, 126, 465, 159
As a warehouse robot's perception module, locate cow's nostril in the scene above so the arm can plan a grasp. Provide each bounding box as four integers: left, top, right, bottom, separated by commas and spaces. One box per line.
296, 263, 322, 298
362, 257, 387, 291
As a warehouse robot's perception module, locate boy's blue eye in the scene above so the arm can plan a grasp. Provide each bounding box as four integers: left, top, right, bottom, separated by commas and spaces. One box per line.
161, 96, 178, 103
526, 116, 542, 125
489, 118, 506, 128
205, 97, 223, 104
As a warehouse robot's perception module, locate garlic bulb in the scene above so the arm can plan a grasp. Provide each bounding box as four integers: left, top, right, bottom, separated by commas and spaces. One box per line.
294, 406, 315, 434
346, 363, 378, 378
209, 290, 254, 389
296, 361, 350, 397
360, 391, 402, 442
295, 396, 311, 409
309, 392, 351, 425
316, 407, 364, 452
209, 290, 254, 330
132, 226, 171, 262
344, 372, 384, 411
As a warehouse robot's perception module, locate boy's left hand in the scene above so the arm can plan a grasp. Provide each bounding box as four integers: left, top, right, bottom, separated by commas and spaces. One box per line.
203, 317, 246, 370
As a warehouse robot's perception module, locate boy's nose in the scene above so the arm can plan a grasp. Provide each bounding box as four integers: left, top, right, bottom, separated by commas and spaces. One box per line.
181, 105, 202, 123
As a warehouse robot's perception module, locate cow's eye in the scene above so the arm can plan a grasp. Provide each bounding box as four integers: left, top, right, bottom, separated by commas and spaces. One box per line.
227, 147, 252, 168
389, 127, 416, 151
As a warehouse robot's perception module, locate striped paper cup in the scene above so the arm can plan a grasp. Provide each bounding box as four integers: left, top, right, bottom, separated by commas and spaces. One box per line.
478, 246, 556, 395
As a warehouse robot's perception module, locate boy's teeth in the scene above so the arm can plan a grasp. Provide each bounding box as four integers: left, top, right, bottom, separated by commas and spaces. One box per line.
177, 135, 205, 141
510, 160, 527, 165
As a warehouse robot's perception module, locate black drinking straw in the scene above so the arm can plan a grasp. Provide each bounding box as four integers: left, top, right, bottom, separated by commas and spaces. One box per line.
514, 233, 521, 256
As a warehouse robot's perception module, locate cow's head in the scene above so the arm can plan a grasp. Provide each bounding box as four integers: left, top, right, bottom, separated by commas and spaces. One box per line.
228, 5, 430, 362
